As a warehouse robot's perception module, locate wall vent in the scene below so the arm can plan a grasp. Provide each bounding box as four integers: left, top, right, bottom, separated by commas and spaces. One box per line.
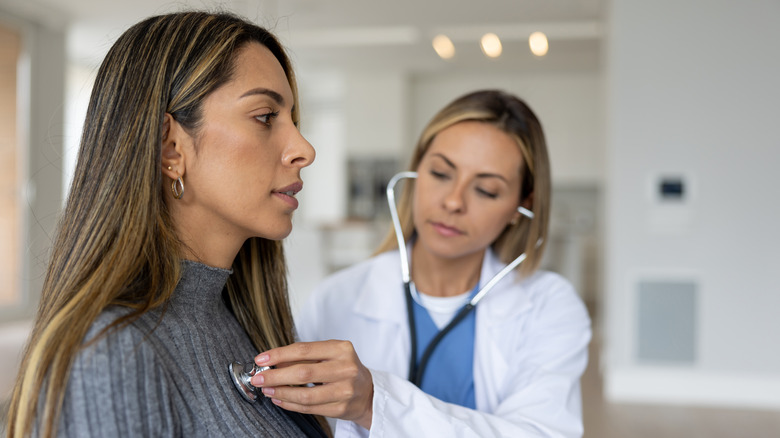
637, 280, 697, 363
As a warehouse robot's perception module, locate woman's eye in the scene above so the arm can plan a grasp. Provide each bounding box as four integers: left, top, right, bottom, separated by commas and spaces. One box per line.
255, 111, 279, 125
430, 170, 449, 179
477, 188, 498, 199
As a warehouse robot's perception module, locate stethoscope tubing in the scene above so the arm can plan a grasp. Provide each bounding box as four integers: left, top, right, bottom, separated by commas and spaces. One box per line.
386, 171, 418, 285
386, 171, 534, 388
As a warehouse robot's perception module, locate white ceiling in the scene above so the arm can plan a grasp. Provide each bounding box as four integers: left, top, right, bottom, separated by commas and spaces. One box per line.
0, 0, 605, 73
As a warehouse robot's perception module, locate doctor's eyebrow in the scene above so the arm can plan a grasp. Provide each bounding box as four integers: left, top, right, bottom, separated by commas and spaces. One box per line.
430, 153, 509, 182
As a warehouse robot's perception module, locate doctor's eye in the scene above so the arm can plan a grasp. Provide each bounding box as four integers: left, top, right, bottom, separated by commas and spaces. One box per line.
476, 187, 498, 199
430, 170, 450, 180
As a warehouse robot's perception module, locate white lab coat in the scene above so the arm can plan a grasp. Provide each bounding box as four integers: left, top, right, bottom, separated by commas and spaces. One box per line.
296, 248, 591, 438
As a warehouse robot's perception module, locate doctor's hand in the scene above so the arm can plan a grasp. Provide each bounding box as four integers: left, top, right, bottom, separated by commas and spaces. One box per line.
251, 340, 374, 430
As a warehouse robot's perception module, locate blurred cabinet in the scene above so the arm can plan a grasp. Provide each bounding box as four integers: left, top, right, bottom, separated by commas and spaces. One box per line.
541, 184, 601, 305
347, 157, 399, 220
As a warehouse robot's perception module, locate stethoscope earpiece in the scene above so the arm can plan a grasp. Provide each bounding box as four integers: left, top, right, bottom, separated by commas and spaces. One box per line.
517, 206, 534, 219
229, 360, 271, 403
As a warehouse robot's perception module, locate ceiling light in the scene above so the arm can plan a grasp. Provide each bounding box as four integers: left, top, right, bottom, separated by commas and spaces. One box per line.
529, 31, 549, 56
432, 34, 455, 59
480, 33, 502, 58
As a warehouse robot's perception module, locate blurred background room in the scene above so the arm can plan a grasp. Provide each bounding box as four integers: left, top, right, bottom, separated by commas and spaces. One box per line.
0, 0, 779, 436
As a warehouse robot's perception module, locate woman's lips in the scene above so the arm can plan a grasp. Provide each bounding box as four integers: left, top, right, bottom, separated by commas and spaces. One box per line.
431, 222, 464, 237
273, 182, 302, 209
273, 191, 299, 209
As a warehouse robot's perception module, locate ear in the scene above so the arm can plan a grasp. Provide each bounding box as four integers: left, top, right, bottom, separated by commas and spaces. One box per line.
161, 113, 188, 180
510, 192, 535, 225
521, 192, 534, 211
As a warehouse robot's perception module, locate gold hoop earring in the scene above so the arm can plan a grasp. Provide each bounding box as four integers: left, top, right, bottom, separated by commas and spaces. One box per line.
171, 177, 184, 199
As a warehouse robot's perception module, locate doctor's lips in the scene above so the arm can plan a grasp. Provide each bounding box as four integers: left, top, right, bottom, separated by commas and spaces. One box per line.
431, 221, 465, 237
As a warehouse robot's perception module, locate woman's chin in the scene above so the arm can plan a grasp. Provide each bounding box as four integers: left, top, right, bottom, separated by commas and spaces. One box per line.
255, 223, 294, 241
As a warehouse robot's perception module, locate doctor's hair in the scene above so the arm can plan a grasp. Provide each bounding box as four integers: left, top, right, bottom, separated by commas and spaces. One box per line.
376, 89, 551, 279
6, 11, 329, 438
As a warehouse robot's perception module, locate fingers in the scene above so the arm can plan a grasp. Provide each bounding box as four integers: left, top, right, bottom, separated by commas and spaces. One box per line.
254, 340, 355, 368
262, 383, 354, 416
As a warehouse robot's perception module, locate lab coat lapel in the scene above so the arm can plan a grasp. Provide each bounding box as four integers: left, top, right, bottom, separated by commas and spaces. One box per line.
474, 249, 534, 411
350, 250, 412, 375
478, 249, 533, 325
352, 250, 408, 326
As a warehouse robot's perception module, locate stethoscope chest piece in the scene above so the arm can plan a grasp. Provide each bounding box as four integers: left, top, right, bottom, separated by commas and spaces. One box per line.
229, 361, 270, 403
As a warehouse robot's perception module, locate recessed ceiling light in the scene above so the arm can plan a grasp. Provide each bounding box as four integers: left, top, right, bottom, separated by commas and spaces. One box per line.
432, 34, 455, 59
529, 31, 549, 56
480, 33, 502, 58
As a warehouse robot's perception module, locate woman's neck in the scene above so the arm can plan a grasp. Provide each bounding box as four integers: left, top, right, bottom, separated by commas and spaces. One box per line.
175, 223, 242, 270
410, 243, 484, 297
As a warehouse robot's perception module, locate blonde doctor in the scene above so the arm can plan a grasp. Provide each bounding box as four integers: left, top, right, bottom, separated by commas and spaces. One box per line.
252, 90, 592, 437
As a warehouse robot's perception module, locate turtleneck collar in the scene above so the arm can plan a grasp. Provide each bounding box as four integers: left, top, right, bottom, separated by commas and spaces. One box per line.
170, 260, 233, 310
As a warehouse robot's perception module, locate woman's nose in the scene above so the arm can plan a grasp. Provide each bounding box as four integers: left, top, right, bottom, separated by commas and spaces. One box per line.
284, 129, 315, 168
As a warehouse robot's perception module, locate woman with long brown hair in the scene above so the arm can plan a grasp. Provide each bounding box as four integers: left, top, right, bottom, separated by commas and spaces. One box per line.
6, 11, 328, 437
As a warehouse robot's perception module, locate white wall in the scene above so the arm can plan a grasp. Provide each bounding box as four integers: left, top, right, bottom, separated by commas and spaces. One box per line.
604, 0, 780, 408
294, 68, 410, 226
296, 70, 348, 226
345, 71, 409, 158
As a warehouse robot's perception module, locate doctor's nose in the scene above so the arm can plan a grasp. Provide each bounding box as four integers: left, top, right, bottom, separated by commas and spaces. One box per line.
442, 184, 466, 213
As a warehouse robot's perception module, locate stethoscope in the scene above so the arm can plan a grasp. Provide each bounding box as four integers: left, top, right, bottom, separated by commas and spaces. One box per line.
230, 361, 272, 402
386, 171, 536, 387
229, 362, 327, 437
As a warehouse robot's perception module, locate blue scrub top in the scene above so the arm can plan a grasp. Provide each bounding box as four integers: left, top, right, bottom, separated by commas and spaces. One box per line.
411, 284, 479, 409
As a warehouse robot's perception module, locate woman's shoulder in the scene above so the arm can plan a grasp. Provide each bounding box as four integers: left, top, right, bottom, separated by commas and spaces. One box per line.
83, 306, 150, 340
77, 306, 168, 367
68, 306, 175, 398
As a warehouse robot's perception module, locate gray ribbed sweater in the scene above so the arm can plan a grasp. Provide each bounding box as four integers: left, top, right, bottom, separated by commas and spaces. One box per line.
50, 261, 308, 437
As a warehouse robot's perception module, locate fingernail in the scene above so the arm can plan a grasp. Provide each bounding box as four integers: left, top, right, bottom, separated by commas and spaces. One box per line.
251, 374, 264, 386
255, 354, 270, 364
262, 387, 275, 396
271, 398, 282, 406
